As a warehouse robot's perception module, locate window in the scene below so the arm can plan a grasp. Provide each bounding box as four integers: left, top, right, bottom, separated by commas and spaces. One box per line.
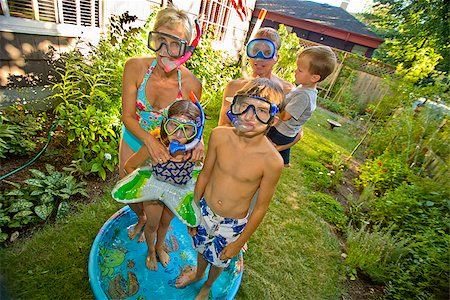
1, 0, 100, 27
199, 0, 232, 41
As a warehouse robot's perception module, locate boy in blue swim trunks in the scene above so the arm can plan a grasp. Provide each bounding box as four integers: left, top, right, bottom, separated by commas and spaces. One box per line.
175, 78, 284, 299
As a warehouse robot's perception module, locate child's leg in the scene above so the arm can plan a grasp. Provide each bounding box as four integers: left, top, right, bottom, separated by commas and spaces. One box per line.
155, 207, 174, 267
196, 265, 224, 300
128, 202, 147, 241
143, 201, 165, 270
279, 148, 291, 166
175, 253, 208, 288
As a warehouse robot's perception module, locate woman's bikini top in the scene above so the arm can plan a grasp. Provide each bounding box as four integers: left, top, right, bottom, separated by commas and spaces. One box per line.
153, 160, 195, 186
135, 59, 183, 133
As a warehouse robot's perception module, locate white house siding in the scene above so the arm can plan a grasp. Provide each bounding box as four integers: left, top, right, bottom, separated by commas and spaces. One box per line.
0, 0, 253, 86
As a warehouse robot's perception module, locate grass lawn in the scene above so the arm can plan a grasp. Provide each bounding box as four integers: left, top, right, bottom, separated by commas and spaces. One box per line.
0, 107, 360, 299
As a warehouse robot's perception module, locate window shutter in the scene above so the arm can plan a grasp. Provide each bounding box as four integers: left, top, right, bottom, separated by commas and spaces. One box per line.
79, 0, 90, 25
38, 0, 56, 22
61, 0, 76, 25
8, 0, 34, 19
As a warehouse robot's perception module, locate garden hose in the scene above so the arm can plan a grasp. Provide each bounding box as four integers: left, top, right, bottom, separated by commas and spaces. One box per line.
0, 121, 58, 182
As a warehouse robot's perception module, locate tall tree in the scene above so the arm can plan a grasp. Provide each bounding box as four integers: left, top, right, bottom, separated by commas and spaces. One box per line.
357, 0, 449, 82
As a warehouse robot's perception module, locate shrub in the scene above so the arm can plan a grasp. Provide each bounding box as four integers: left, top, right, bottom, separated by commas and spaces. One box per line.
54, 102, 120, 180
0, 165, 87, 244
275, 24, 300, 84
370, 177, 449, 233
300, 160, 332, 191
0, 106, 47, 158
344, 224, 410, 284
308, 192, 348, 231
355, 151, 410, 196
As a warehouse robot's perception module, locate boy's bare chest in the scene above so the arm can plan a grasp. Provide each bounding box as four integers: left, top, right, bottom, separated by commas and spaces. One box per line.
217, 147, 263, 180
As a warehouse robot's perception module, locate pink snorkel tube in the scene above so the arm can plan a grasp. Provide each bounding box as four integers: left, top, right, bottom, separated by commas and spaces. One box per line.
163, 20, 201, 72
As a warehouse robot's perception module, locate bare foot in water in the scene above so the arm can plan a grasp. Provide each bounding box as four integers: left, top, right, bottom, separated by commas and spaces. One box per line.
128, 220, 145, 240
146, 251, 158, 271
195, 285, 211, 300
156, 247, 170, 267
137, 232, 145, 243
175, 266, 201, 288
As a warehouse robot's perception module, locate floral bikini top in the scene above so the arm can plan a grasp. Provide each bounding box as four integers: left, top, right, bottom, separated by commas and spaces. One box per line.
135, 59, 183, 135
153, 160, 195, 186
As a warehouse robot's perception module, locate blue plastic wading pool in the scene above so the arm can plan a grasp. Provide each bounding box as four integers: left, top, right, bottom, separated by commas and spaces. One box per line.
88, 206, 243, 300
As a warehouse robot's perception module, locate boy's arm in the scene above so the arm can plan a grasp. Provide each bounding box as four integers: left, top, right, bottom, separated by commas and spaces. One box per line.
218, 80, 246, 126
282, 92, 309, 122
279, 110, 292, 121
219, 154, 283, 260
124, 147, 151, 174
193, 129, 219, 203
274, 128, 304, 152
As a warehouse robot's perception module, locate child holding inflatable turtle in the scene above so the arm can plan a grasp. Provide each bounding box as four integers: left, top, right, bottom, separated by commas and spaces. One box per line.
112, 98, 204, 270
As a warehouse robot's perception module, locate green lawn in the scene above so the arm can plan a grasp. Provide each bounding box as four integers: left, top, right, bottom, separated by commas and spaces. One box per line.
0, 107, 360, 299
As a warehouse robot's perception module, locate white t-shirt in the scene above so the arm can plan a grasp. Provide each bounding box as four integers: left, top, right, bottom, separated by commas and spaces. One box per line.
274, 86, 317, 137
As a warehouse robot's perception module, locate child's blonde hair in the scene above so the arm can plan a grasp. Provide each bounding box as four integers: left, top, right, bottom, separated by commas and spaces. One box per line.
153, 6, 193, 42
160, 100, 200, 146
254, 27, 282, 50
236, 78, 284, 106
299, 46, 337, 82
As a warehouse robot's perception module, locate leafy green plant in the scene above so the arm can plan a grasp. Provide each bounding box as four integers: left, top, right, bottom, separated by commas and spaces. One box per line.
0, 115, 15, 158
300, 160, 332, 191
344, 223, 410, 283
23, 164, 88, 220
54, 102, 120, 180
0, 182, 38, 243
308, 192, 348, 231
370, 178, 449, 233
355, 151, 410, 196
0, 165, 87, 244
0, 106, 47, 157
275, 24, 301, 84
346, 184, 375, 227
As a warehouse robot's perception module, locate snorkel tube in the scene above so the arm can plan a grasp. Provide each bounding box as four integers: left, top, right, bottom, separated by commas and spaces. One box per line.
163, 20, 201, 73
226, 110, 253, 132
169, 91, 205, 155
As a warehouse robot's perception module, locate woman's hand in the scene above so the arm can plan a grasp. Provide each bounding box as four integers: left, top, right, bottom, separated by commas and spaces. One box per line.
190, 141, 205, 162
143, 133, 171, 164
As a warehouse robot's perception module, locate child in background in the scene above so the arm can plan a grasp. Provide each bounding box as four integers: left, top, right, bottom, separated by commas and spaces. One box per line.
112, 100, 203, 270
175, 78, 284, 300
267, 45, 337, 167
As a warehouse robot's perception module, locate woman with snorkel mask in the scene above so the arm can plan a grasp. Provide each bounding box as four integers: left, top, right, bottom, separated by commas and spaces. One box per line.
120, 6, 203, 242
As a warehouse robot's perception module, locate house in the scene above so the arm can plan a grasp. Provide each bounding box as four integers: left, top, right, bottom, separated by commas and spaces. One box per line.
0, 0, 256, 87
252, 0, 383, 57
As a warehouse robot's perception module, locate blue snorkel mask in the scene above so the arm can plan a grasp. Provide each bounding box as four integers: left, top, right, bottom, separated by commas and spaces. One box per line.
169, 92, 205, 155
227, 95, 279, 131
246, 38, 277, 60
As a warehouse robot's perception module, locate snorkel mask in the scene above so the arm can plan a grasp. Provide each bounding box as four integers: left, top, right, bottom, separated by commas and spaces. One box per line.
227, 95, 279, 131
246, 38, 277, 60
169, 91, 205, 155
158, 20, 202, 73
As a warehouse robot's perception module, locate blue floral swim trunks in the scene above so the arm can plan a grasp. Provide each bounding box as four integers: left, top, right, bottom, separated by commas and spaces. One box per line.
192, 197, 248, 268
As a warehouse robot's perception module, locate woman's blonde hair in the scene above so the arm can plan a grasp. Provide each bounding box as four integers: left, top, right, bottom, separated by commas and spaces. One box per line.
236, 78, 284, 106
153, 6, 193, 42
